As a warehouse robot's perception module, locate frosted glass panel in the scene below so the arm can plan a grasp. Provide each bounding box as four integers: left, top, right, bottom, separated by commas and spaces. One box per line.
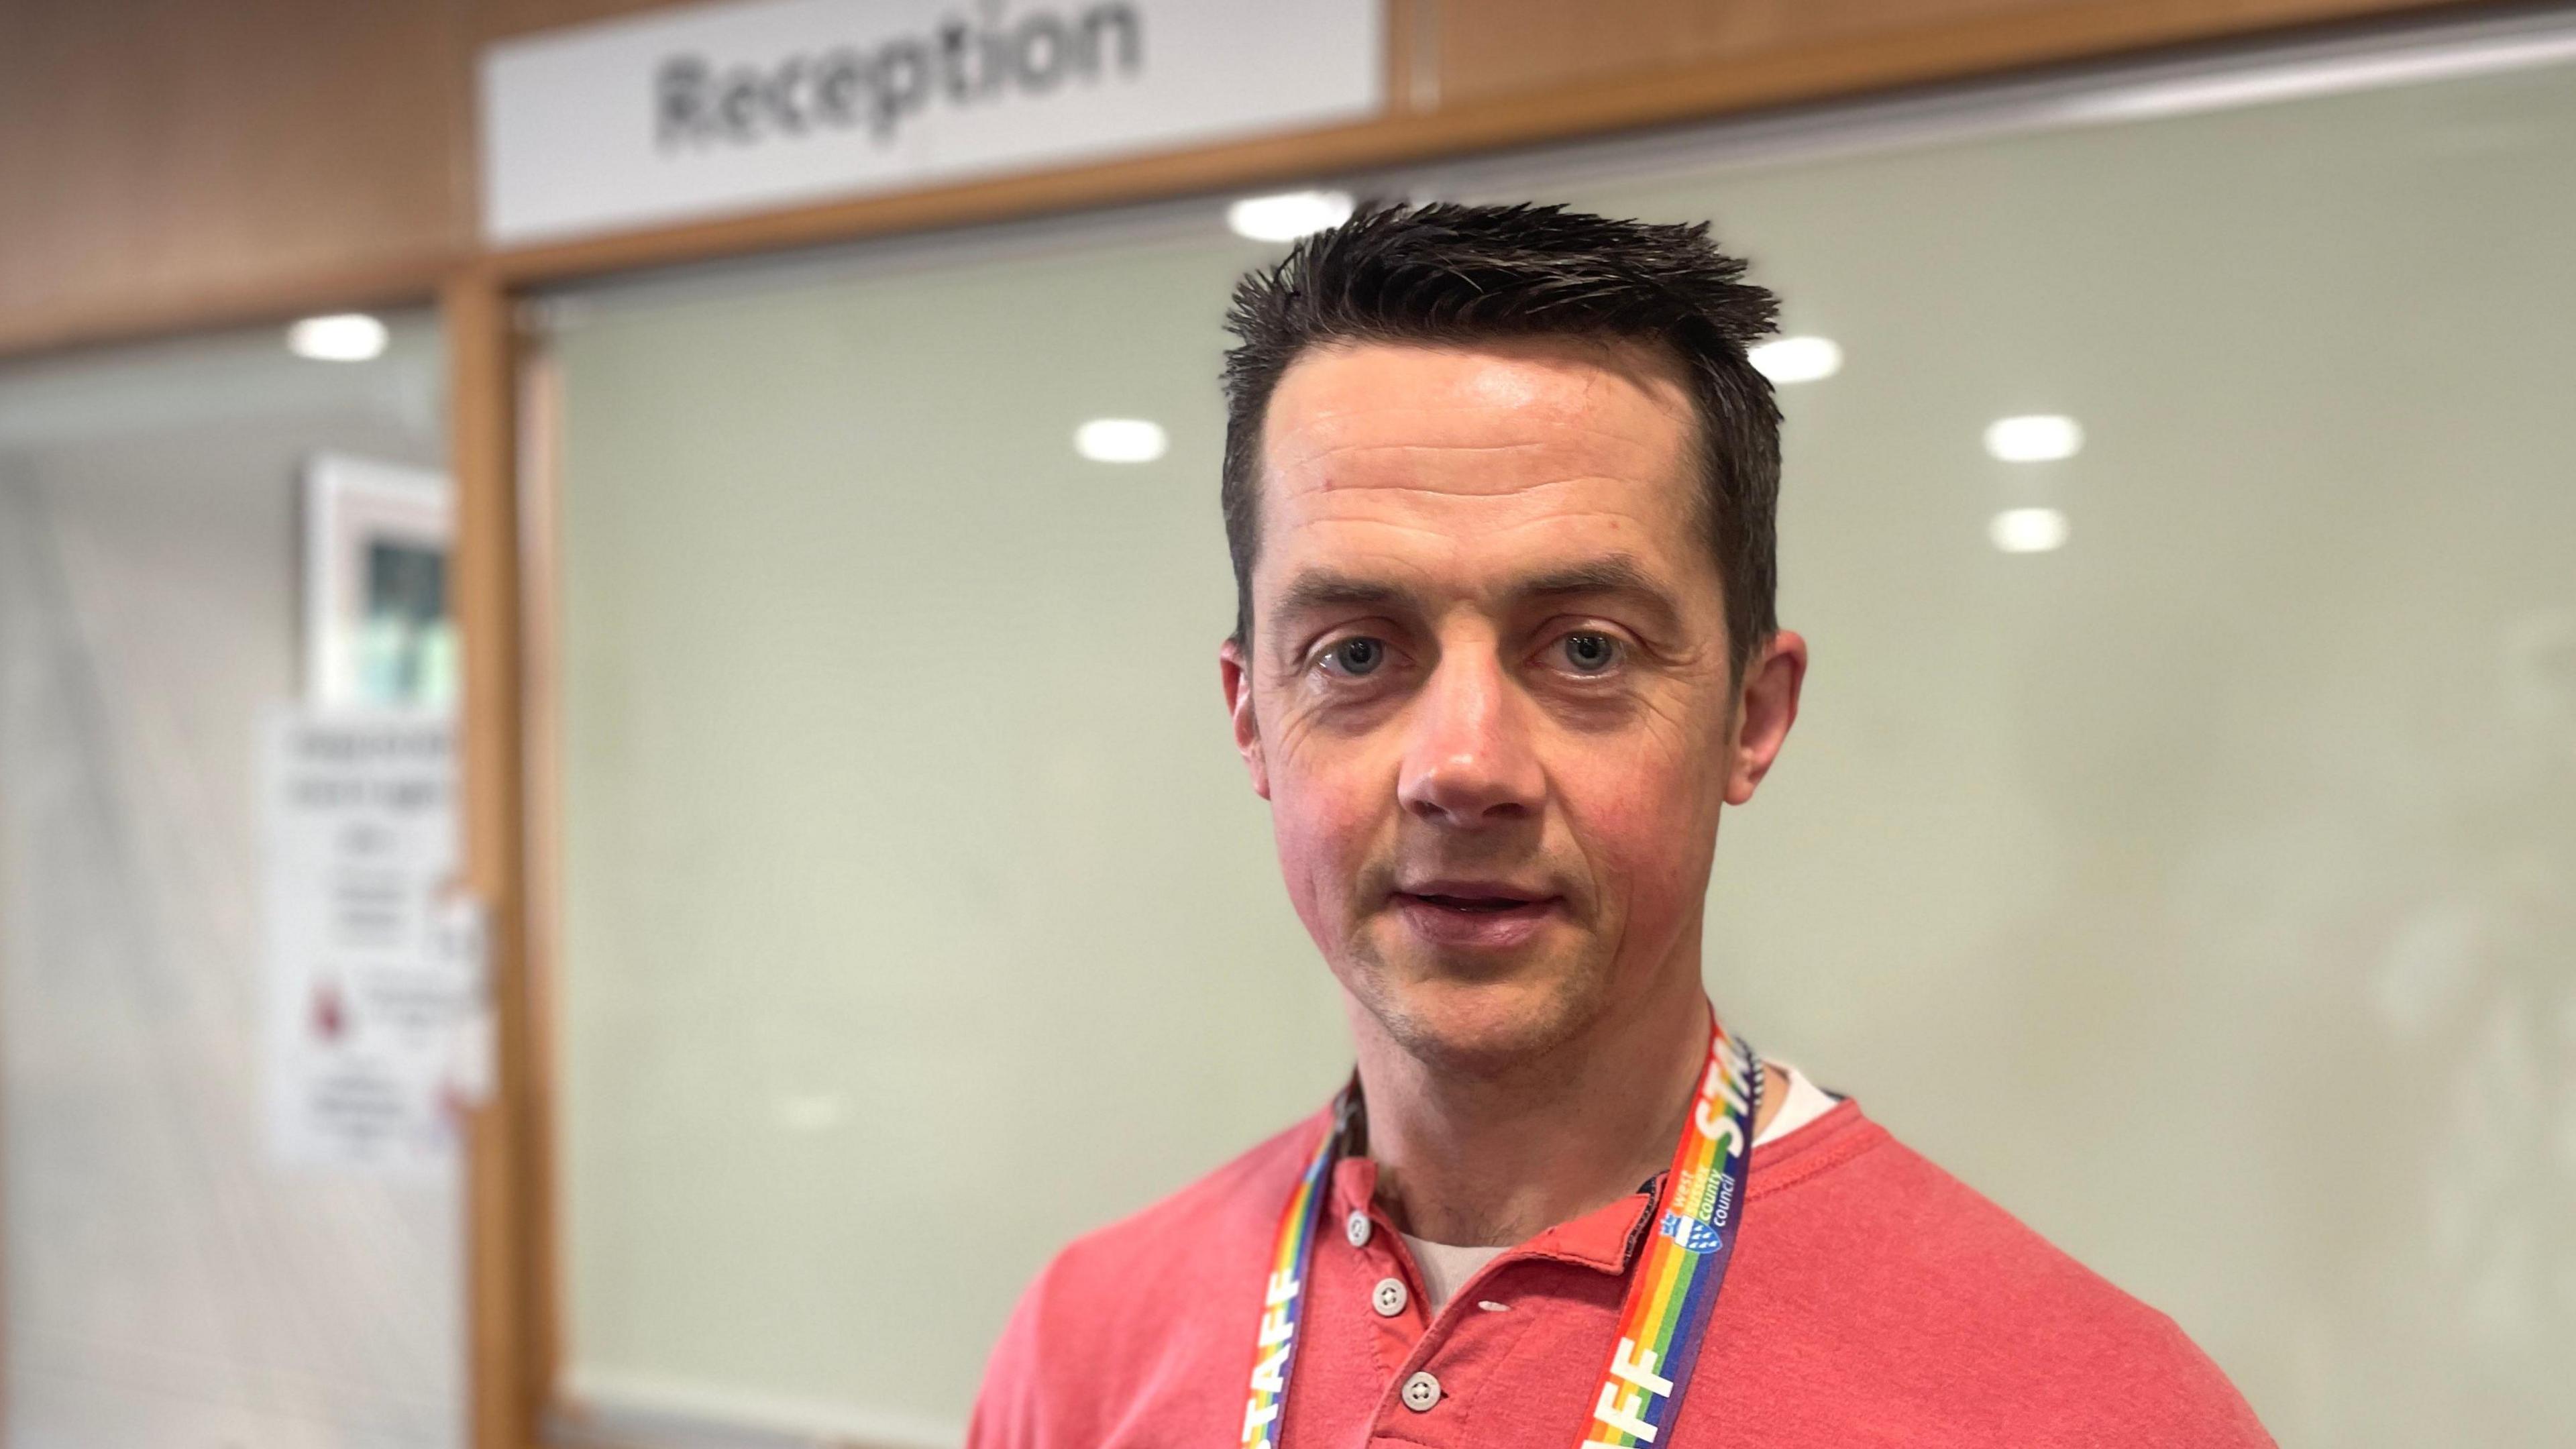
548, 55, 2576, 1448
1558, 64, 2576, 1449
548, 233, 1353, 1445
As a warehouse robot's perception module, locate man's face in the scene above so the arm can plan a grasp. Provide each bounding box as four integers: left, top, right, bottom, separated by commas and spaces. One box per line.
1220, 337, 1801, 1071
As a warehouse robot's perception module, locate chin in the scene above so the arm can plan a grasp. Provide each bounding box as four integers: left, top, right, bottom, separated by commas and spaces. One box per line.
1344, 947, 1608, 1077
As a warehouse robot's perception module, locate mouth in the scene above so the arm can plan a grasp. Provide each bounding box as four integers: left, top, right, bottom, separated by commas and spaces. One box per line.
1389, 881, 1562, 949
1399, 892, 1546, 912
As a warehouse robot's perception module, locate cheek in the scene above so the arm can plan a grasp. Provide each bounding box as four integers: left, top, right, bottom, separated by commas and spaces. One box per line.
1266, 741, 1392, 922
1556, 735, 1719, 918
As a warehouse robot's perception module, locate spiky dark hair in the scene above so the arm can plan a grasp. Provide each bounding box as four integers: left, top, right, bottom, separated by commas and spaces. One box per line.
1219, 200, 1782, 678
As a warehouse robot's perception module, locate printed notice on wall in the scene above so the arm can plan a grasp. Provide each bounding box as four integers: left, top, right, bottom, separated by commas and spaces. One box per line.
262, 711, 486, 1175
481, 0, 1383, 245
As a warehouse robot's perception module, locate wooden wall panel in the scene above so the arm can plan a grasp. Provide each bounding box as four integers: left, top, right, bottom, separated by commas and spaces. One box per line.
1430, 0, 2064, 105
0, 0, 475, 356
1427, 0, 2462, 108
467, 0, 680, 44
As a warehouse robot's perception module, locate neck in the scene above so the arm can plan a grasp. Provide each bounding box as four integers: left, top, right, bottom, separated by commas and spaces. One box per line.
1352, 968, 1775, 1248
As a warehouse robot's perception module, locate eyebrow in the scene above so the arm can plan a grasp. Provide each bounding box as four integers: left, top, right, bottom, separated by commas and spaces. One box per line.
1514, 555, 1674, 613
1273, 570, 1407, 622
1269, 552, 1684, 653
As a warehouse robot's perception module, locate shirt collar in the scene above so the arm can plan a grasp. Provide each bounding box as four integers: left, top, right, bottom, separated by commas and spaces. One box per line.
1327, 1151, 1659, 1278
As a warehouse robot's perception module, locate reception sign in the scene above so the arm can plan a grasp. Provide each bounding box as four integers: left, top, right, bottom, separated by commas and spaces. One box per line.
482, 0, 1385, 245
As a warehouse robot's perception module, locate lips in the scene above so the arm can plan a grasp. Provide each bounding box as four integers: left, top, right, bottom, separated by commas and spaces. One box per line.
1404, 892, 1538, 912
1396, 879, 1553, 909
1390, 879, 1562, 949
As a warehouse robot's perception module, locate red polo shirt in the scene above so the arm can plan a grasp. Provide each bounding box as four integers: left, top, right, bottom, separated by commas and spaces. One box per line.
970, 1097, 2272, 1447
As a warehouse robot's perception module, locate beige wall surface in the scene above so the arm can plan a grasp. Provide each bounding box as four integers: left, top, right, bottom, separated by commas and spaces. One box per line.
0, 323, 461, 1446
537, 48, 2576, 1449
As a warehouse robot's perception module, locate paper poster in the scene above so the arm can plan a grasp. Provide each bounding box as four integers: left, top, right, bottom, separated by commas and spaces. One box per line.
262, 710, 486, 1173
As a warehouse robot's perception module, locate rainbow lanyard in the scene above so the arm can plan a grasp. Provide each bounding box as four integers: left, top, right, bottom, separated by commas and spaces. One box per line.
1238, 1007, 1760, 1448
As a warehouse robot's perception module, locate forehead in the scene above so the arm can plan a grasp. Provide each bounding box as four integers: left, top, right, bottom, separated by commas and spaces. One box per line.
1254, 337, 1709, 594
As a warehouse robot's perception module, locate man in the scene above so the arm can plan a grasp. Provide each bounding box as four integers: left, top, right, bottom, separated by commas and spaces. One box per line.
971, 203, 2270, 1446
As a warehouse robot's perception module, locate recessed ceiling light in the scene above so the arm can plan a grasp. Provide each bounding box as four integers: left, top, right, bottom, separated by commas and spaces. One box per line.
286, 313, 388, 362
1984, 414, 2084, 462
1748, 335, 1842, 384
1989, 506, 2070, 553
1075, 418, 1169, 464
1226, 189, 1355, 243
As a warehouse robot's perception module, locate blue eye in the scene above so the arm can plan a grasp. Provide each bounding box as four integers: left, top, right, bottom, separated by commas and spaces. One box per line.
1559, 632, 1620, 674
1324, 637, 1387, 677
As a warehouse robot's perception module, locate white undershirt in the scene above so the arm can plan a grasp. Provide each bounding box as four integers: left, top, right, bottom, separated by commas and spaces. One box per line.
1398, 1061, 1840, 1313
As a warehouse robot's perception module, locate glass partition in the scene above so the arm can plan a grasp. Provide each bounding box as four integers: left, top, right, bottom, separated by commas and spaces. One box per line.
541, 38, 2576, 1447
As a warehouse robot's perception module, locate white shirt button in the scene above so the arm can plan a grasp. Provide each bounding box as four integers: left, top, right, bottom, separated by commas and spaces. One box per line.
1371, 1277, 1409, 1317
1345, 1211, 1372, 1248
1401, 1371, 1442, 1411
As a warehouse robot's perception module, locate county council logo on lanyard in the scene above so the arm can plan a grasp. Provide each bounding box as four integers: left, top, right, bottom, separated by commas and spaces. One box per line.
1238, 1004, 1762, 1447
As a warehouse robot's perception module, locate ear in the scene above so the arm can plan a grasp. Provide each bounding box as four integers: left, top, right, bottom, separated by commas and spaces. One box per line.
1218, 636, 1271, 800
1725, 629, 1807, 806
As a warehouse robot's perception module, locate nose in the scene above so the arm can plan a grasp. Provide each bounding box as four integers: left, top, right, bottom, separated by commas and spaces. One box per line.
1396, 641, 1545, 828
